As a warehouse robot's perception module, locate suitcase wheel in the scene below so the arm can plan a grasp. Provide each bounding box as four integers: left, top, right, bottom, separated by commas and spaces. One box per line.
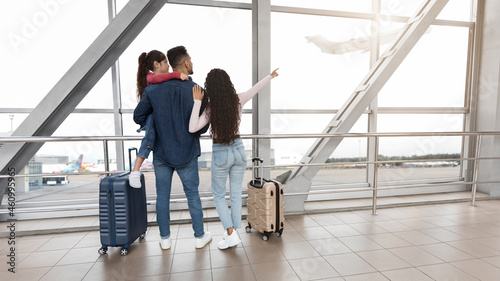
277, 228, 284, 237
263, 231, 272, 241
140, 233, 146, 239
98, 247, 107, 255
245, 225, 252, 233
120, 248, 129, 256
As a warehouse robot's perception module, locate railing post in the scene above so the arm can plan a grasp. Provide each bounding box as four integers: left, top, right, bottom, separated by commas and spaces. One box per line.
371, 136, 379, 215
471, 134, 482, 206
103, 140, 110, 176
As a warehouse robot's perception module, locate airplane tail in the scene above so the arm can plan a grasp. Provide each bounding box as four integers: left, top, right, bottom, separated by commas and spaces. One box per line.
74, 154, 83, 168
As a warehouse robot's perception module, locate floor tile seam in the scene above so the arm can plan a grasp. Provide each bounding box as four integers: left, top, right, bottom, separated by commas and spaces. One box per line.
37, 262, 95, 281
378, 266, 436, 281
335, 234, 386, 252
19, 246, 72, 267
415, 262, 480, 281
443, 225, 495, 239
416, 227, 470, 242
209, 261, 253, 271
289, 255, 343, 279
348, 247, 418, 266
471, 236, 500, 250
239, 241, 259, 270
413, 241, 471, 257
441, 239, 496, 259
54, 246, 101, 266
335, 266, 413, 279
248, 258, 301, 280
12, 266, 52, 281
479, 256, 500, 270
87, 258, 137, 281
386, 247, 450, 266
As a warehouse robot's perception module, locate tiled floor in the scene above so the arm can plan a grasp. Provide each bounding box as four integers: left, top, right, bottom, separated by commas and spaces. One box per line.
2, 198, 500, 280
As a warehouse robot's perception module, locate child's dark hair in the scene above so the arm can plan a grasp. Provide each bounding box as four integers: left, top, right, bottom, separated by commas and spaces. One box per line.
167, 46, 189, 70
137, 50, 166, 101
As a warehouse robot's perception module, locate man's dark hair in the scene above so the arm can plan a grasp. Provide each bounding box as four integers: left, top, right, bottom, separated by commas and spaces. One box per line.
167, 46, 189, 69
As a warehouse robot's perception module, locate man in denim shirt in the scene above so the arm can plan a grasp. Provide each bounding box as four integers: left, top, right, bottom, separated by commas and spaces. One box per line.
133, 46, 212, 250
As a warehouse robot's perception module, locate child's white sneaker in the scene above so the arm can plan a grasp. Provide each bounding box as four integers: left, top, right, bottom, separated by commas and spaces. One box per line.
129, 171, 142, 188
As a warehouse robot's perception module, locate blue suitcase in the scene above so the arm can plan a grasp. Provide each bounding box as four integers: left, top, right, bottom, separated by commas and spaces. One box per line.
98, 148, 147, 256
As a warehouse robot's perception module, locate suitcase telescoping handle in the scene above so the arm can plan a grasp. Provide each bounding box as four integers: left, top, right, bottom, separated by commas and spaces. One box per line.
128, 148, 138, 172
251, 157, 264, 187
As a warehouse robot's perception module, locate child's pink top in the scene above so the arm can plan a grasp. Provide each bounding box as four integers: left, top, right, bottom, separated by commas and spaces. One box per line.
146, 72, 181, 86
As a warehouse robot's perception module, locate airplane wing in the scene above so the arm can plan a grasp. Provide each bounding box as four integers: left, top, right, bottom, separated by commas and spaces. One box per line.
306, 28, 431, 55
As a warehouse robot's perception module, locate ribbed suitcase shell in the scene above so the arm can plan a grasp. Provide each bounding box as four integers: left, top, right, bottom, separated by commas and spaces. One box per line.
99, 172, 147, 254
247, 178, 285, 239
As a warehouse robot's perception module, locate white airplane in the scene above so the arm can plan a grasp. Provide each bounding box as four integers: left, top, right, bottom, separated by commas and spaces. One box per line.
306, 28, 431, 55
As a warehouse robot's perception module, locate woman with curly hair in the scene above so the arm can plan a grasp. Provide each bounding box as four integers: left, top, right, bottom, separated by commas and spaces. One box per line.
189, 68, 279, 250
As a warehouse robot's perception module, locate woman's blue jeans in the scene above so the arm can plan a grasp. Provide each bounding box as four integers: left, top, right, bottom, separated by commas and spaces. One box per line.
211, 138, 247, 230
153, 157, 205, 239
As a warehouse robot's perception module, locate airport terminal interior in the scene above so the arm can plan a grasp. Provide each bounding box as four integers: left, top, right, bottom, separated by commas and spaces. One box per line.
1, 0, 500, 280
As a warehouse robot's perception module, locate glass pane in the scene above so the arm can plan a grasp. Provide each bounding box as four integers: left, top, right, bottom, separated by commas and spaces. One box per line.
271, 115, 368, 185
0, 114, 28, 133
377, 114, 463, 181
272, 0, 372, 13
270, 114, 368, 134
0, 1, 109, 108
51, 113, 118, 163
437, 0, 472, 21
377, 134, 462, 181
271, 12, 371, 109
270, 114, 368, 162
378, 114, 464, 133
377, 114, 464, 156
378, 25, 469, 107
76, 70, 114, 109
120, 4, 251, 110
380, 0, 471, 21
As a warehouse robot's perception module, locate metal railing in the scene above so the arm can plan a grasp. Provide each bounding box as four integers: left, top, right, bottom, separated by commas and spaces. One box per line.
1, 131, 500, 216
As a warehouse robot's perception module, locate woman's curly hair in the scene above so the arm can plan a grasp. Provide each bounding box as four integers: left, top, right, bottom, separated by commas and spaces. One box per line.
204, 68, 240, 144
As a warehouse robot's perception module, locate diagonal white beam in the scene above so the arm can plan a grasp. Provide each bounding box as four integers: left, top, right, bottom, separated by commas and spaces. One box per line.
0, 0, 165, 202
284, 0, 449, 212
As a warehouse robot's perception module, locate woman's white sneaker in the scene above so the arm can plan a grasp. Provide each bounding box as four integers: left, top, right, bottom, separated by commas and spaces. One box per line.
218, 230, 241, 250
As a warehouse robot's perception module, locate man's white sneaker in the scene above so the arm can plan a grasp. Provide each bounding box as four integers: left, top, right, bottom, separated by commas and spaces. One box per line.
195, 232, 212, 249
159, 237, 171, 250
218, 230, 241, 250
129, 171, 142, 188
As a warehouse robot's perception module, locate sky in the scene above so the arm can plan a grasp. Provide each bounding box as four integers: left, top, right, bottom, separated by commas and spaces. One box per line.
0, 0, 473, 164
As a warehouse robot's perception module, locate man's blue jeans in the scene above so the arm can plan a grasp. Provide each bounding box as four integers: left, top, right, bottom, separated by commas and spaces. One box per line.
211, 138, 246, 230
153, 157, 205, 238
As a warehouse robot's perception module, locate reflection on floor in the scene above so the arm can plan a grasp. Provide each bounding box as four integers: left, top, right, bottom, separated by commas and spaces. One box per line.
2, 194, 500, 281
